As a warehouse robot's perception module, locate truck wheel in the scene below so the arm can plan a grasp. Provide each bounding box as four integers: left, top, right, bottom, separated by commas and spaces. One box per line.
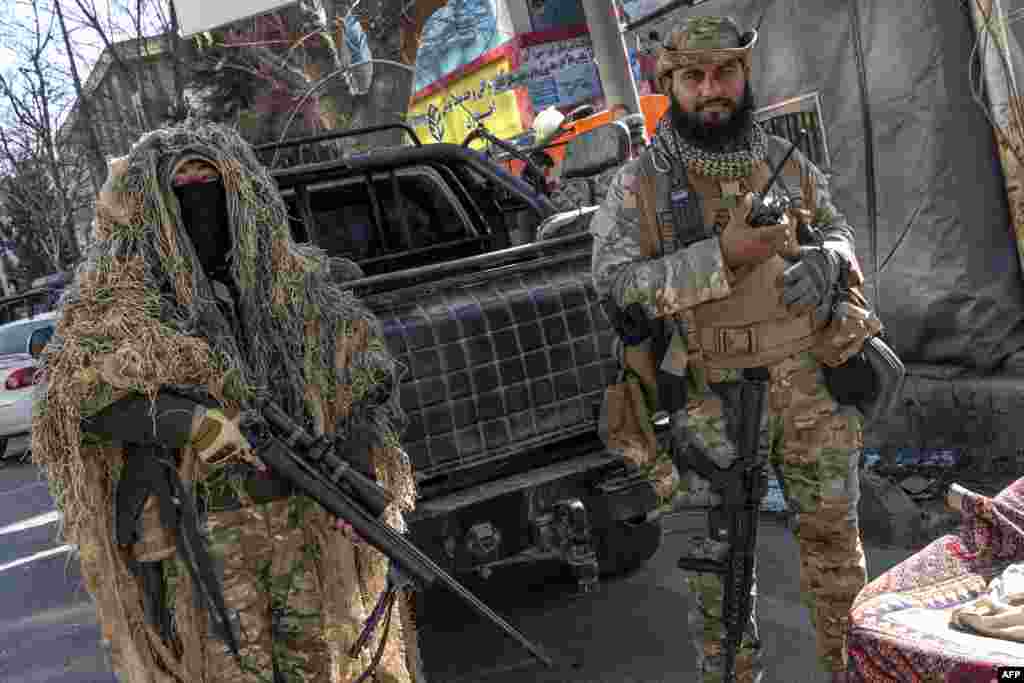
594, 516, 662, 577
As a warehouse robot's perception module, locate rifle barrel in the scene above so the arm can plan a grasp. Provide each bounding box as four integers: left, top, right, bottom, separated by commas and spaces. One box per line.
721, 371, 770, 682
257, 437, 554, 669
257, 400, 394, 517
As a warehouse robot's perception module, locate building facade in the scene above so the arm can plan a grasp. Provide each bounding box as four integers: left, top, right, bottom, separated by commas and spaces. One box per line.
407, 0, 662, 148
59, 36, 183, 160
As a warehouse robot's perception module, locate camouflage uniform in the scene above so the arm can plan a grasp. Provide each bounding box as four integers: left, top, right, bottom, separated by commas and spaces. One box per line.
591, 17, 868, 681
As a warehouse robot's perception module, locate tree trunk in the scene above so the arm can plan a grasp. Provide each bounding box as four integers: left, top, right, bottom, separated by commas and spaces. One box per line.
54, 0, 107, 192
167, 0, 187, 119
339, 0, 447, 147
71, 0, 151, 131
29, 53, 81, 265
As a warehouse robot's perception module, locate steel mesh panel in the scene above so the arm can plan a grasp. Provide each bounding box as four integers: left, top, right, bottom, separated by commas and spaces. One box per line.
372, 251, 618, 478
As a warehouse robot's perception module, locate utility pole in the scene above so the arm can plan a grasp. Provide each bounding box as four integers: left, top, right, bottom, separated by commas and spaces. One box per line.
581, 0, 641, 117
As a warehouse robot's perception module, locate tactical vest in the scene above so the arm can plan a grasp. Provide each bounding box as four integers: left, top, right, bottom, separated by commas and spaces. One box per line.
635, 136, 821, 376
600, 137, 879, 468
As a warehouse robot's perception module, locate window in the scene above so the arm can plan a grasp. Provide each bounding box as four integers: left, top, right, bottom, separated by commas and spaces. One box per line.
302, 166, 479, 271
373, 169, 476, 250
452, 162, 541, 246
308, 178, 384, 262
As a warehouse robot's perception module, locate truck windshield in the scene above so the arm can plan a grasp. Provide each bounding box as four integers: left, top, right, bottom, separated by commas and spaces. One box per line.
289, 165, 483, 273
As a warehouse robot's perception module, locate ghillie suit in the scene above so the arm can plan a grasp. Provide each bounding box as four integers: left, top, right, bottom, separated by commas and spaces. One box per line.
32, 123, 421, 682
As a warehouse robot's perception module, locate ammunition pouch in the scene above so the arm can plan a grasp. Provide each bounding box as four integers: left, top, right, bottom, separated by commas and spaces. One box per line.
131, 497, 178, 562
824, 334, 905, 428
598, 298, 685, 474
598, 370, 658, 470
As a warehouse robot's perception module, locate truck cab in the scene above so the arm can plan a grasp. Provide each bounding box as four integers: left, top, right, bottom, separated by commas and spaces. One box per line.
265, 123, 662, 591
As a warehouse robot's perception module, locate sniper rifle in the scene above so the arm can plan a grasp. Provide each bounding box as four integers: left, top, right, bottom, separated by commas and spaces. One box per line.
245, 397, 554, 676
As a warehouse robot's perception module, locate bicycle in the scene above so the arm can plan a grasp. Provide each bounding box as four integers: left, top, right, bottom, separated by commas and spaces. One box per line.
458, 101, 554, 198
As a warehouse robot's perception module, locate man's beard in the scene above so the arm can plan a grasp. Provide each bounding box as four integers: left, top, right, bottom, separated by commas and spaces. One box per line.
670, 83, 756, 150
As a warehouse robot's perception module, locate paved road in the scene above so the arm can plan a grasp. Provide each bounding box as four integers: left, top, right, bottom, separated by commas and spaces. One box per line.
0, 460, 911, 683
0, 463, 114, 683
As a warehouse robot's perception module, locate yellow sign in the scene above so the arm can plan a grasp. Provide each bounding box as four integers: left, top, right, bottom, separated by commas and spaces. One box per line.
408, 57, 525, 148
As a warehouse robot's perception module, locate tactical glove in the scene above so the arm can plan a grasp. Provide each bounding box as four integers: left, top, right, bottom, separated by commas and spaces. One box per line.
190, 406, 259, 469
780, 246, 842, 325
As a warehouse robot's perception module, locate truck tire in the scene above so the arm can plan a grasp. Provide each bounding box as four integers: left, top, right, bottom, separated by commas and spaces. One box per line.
594, 515, 662, 577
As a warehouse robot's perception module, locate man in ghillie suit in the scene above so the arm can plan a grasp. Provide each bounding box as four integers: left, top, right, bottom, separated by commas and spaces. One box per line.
32, 122, 423, 682
592, 16, 880, 683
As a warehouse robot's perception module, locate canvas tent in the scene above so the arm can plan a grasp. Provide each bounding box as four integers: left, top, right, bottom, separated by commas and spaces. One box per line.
627, 0, 1024, 373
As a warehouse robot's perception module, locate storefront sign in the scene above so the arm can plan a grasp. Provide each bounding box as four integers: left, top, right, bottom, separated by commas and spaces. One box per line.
520, 35, 601, 110
408, 57, 525, 145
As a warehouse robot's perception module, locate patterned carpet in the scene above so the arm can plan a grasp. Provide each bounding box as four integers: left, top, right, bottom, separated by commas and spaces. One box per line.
848, 476, 1024, 681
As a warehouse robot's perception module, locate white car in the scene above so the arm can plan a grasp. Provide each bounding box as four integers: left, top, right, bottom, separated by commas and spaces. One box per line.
0, 311, 56, 461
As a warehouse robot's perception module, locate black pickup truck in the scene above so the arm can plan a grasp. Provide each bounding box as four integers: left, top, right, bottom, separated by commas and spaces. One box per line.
258, 122, 662, 591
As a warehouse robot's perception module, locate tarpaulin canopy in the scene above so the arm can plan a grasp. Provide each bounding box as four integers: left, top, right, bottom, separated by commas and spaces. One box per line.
627, 0, 1024, 372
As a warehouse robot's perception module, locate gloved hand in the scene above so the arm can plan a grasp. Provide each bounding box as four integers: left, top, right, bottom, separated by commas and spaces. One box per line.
779, 245, 842, 325
719, 193, 794, 269
190, 406, 261, 469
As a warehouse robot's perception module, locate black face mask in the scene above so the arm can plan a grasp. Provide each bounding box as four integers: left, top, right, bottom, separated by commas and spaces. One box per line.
670, 81, 756, 150
173, 180, 232, 277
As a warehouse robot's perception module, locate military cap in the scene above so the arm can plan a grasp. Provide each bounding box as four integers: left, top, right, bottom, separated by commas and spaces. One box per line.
655, 16, 758, 87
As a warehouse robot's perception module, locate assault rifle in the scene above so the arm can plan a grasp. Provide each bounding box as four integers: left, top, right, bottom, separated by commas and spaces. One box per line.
673, 368, 770, 683
246, 398, 554, 672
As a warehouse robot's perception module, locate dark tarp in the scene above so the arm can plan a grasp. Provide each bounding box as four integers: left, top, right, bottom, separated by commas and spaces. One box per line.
627, 0, 1024, 372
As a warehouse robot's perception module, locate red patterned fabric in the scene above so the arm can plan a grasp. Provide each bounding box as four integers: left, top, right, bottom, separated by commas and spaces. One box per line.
847, 476, 1024, 682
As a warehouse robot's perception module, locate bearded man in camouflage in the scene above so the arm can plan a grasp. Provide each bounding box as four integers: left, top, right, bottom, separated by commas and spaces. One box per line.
591, 16, 868, 683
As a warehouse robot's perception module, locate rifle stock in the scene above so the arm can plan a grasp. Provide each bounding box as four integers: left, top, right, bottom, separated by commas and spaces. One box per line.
252, 412, 554, 670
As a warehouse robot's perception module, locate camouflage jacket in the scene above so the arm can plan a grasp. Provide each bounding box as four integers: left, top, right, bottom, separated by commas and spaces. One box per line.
590, 137, 858, 321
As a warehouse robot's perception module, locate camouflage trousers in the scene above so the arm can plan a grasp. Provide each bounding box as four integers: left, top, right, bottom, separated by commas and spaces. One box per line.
672, 352, 868, 682
197, 496, 420, 683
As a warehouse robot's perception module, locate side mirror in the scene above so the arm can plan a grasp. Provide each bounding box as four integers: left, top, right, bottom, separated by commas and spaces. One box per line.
28, 326, 53, 358
560, 121, 631, 181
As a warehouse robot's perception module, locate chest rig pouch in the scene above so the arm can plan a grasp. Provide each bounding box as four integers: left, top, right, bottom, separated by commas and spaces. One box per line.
597, 152, 700, 469
649, 152, 714, 250
645, 152, 709, 414
643, 144, 821, 376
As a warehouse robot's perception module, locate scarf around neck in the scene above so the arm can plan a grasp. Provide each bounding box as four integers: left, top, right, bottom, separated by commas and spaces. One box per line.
651, 113, 768, 179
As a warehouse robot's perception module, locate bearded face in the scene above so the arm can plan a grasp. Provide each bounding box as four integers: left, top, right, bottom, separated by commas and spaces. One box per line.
667, 58, 756, 148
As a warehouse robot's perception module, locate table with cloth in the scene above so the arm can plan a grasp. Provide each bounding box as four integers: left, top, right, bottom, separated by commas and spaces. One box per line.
847, 476, 1024, 681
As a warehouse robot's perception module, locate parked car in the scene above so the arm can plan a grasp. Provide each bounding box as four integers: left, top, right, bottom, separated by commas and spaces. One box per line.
0, 311, 55, 461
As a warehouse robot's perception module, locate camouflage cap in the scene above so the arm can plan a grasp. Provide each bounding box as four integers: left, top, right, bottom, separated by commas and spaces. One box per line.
655, 16, 757, 86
